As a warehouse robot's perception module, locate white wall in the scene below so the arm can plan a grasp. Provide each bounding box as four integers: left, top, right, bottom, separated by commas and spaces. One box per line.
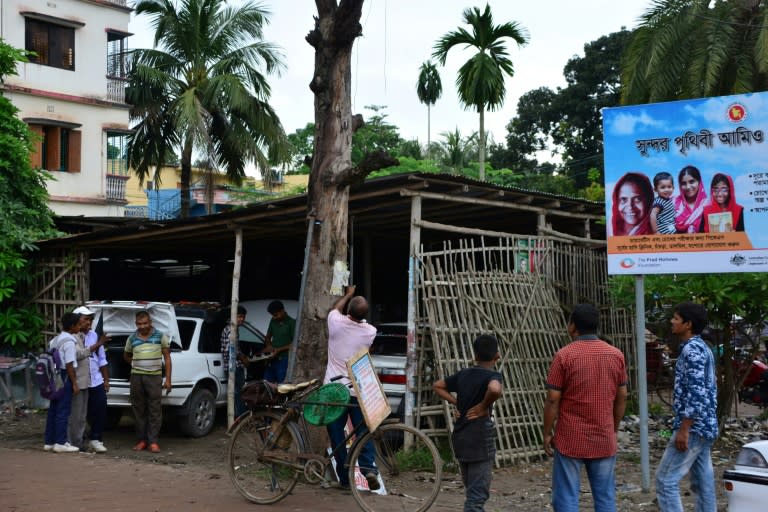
1, 0, 131, 217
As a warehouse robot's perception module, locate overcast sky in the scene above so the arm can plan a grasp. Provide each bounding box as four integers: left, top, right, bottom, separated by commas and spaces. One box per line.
128, 0, 652, 171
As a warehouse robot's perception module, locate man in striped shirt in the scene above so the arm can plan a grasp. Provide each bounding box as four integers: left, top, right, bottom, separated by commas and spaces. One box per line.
124, 310, 172, 453
543, 304, 628, 512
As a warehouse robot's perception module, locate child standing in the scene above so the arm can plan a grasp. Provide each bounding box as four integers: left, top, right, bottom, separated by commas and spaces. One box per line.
433, 335, 503, 511
650, 172, 677, 234
43, 312, 81, 453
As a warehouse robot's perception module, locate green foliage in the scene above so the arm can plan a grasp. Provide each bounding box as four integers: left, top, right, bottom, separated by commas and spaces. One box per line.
0, 39, 59, 353
367, 156, 442, 179
416, 60, 443, 107
286, 122, 315, 173
352, 105, 403, 165
492, 29, 630, 187
486, 168, 578, 196
622, 0, 768, 103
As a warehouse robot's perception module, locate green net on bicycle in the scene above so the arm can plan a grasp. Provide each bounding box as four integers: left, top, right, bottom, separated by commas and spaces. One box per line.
303, 383, 351, 426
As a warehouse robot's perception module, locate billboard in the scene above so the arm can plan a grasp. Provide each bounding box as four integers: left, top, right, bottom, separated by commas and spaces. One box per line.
603, 92, 768, 275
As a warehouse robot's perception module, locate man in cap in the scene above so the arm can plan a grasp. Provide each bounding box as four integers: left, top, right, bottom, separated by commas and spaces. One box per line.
68, 306, 107, 450
72, 306, 110, 452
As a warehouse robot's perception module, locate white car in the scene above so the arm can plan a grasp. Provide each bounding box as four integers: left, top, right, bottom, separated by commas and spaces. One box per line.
724, 439, 768, 511
88, 301, 228, 437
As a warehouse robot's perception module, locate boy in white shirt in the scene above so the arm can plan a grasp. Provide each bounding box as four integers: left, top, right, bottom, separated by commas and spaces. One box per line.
43, 312, 81, 453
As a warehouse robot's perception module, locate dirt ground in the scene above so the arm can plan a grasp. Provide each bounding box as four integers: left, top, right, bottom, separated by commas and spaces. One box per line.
0, 402, 762, 512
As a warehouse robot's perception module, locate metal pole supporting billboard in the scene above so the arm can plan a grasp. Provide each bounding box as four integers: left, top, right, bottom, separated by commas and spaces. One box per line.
635, 274, 650, 491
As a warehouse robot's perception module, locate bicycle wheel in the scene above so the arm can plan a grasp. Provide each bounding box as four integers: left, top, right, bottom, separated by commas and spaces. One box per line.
227, 410, 302, 504
348, 422, 443, 512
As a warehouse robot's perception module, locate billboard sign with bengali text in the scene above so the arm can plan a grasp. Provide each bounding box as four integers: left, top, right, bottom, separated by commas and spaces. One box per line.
603, 92, 768, 275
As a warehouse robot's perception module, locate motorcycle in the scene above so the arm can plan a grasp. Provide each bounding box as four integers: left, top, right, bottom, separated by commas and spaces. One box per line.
738, 359, 768, 407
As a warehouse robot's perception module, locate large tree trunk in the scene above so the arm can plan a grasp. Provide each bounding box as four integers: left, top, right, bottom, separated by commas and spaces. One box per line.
478, 106, 485, 181
294, 0, 365, 383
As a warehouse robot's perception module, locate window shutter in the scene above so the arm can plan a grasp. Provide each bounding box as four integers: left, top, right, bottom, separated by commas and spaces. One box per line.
29, 124, 43, 168
68, 130, 81, 172
46, 126, 61, 170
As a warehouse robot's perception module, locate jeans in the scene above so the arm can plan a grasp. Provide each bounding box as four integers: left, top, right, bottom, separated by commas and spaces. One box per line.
130, 373, 163, 443
44, 371, 72, 445
552, 449, 617, 512
460, 459, 493, 511
264, 357, 288, 384
87, 383, 107, 442
655, 432, 716, 512
68, 387, 89, 448
326, 396, 377, 487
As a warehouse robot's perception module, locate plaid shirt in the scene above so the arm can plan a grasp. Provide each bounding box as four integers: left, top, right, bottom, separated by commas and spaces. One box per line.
546, 335, 628, 458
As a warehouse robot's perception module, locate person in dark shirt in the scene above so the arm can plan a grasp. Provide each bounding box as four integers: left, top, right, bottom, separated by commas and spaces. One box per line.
433, 335, 503, 512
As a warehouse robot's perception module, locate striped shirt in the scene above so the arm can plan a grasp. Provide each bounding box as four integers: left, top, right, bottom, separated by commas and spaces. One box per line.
546, 335, 627, 458
653, 196, 676, 234
125, 328, 169, 376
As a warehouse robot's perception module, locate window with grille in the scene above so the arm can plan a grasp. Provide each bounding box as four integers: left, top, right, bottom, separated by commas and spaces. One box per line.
25, 19, 75, 71
106, 132, 129, 176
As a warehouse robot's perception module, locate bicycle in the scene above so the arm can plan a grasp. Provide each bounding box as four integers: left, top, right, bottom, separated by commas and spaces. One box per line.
226, 377, 443, 512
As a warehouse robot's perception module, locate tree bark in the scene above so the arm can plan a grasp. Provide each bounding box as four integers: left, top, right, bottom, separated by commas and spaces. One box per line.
293, 0, 364, 383
180, 139, 193, 218
478, 106, 486, 181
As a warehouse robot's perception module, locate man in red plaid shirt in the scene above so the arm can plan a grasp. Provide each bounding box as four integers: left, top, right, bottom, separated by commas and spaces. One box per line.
542, 304, 628, 511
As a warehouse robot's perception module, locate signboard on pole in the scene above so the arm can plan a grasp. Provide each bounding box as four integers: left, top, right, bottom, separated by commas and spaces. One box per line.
603, 91, 768, 275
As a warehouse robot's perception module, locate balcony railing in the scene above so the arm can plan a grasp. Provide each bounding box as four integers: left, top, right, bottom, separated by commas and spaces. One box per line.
125, 206, 148, 218
106, 174, 129, 202
107, 77, 128, 103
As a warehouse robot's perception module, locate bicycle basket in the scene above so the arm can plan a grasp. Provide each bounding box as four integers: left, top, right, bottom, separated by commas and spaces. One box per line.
303, 383, 351, 426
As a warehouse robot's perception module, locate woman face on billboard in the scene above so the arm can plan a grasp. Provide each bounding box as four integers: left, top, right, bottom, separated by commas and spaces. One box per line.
617, 181, 649, 230
679, 169, 701, 203
711, 174, 730, 206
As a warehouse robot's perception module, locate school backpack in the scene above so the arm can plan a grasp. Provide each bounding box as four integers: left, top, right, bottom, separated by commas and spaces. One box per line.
35, 347, 67, 401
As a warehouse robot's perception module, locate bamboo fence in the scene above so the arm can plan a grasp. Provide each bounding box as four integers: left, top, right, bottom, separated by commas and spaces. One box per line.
413, 237, 634, 465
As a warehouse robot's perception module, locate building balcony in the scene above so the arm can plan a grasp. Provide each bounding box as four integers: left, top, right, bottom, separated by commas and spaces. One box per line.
107, 77, 128, 103
106, 173, 129, 203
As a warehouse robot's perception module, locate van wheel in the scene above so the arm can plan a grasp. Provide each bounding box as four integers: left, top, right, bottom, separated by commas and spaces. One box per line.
179, 388, 216, 437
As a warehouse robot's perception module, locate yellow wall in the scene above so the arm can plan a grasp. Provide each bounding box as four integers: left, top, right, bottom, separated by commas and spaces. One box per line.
125, 167, 307, 206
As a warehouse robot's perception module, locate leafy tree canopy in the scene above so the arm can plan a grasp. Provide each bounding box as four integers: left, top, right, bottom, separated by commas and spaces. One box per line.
491, 29, 631, 187
0, 40, 59, 350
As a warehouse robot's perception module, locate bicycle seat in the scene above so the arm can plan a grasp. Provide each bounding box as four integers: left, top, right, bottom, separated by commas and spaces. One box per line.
277, 379, 319, 394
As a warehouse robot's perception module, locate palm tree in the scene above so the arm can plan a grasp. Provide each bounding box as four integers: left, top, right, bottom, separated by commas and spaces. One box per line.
437, 128, 477, 174
622, 0, 768, 104
126, 0, 288, 218
416, 61, 442, 158
433, 4, 528, 181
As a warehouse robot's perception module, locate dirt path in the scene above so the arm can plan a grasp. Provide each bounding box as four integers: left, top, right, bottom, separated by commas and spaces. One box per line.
0, 407, 751, 511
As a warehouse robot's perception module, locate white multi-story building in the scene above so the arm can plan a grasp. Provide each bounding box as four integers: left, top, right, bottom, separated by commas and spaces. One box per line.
1, 0, 132, 216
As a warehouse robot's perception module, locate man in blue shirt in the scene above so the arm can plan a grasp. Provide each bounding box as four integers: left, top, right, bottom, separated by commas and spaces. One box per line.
656, 302, 718, 512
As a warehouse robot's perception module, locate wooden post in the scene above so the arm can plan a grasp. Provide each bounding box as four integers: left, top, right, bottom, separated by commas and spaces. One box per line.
406, 195, 422, 442
227, 227, 243, 429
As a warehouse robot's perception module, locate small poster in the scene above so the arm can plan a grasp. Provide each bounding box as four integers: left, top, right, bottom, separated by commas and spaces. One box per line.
347, 349, 391, 432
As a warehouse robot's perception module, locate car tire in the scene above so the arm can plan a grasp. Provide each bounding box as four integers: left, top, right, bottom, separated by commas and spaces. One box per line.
179, 388, 216, 437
